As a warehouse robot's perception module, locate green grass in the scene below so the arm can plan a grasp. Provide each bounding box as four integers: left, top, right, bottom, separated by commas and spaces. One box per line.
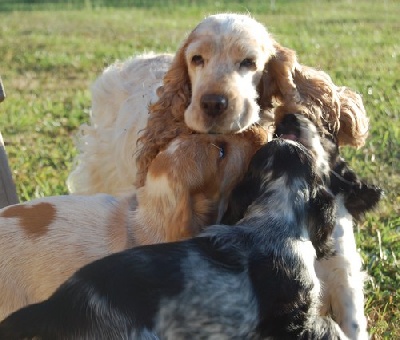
0, 1, 399, 338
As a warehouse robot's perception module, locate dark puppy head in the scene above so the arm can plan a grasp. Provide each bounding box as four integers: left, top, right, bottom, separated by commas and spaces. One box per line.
223, 138, 336, 259
222, 137, 319, 224
275, 113, 383, 219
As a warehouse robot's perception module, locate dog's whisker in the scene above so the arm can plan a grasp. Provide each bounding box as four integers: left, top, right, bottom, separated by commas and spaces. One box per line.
210, 143, 222, 152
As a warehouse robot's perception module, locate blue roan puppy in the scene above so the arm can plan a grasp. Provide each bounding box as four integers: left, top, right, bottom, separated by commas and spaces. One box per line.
0, 139, 346, 339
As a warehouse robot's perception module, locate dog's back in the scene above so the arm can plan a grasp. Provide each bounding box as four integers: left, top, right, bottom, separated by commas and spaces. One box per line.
67, 54, 173, 197
0, 194, 131, 321
0, 230, 344, 339
0, 237, 259, 339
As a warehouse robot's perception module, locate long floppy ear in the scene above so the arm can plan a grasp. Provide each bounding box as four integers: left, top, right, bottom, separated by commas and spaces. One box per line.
221, 174, 262, 225
330, 157, 383, 219
258, 44, 341, 139
260, 42, 368, 148
136, 38, 194, 188
345, 184, 383, 220
134, 172, 193, 244
336, 86, 369, 147
292, 70, 369, 148
167, 189, 193, 241
258, 43, 300, 110
292, 64, 342, 136
308, 185, 336, 259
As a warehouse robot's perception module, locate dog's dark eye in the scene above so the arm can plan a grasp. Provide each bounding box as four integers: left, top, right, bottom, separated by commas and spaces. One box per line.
192, 55, 204, 66
211, 143, 226, 159
240, 58, 256, 69
218, 145, 225, 159
217, 142, 227, 159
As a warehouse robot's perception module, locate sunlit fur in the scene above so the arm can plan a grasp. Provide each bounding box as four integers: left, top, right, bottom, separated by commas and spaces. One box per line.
68, 13, 369, 196
0, 139, 346, 339
273, 113, 383, 339
68, 53, 173, 196
0, 131, 266, 321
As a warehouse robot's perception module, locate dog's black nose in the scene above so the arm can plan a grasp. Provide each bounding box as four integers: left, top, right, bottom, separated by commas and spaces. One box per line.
200, 94, 228, 117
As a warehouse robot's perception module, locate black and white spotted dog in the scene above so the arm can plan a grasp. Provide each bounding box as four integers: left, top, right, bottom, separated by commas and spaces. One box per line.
224, 113, 383, 340
0, 139, 346, 339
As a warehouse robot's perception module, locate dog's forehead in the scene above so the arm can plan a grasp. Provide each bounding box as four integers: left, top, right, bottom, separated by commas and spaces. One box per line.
278, 114, 318, 136
196, 14, 267, 33
191, 14, 274, 56
251, 139, 316, 174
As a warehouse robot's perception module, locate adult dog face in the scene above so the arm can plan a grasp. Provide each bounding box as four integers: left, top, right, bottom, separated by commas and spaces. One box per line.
183, 14, 275, 133
148, 13, 368, 144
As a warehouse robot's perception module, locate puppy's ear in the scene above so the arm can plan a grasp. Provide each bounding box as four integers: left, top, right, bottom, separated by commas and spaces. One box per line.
169, 190, 193, 241
221, 173, 262, 225
257, 43, 299, 110
345, 184, 383, 220
308, 185, 336, 259
136, 37, 193, 188
330, 158, 383, 219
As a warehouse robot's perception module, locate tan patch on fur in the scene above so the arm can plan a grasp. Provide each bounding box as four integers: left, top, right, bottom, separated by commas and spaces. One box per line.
147, 151, 174, 180
1, 203, 55, 237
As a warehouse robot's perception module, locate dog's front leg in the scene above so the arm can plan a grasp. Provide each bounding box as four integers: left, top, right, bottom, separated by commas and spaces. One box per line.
315, 195, 368, 340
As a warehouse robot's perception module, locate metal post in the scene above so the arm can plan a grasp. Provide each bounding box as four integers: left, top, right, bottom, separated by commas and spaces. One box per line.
0, 76, 19, 208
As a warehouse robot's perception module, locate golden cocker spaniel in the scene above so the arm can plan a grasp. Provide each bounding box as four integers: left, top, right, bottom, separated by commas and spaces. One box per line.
69, 13, 368, 197
136, 13, 368, 187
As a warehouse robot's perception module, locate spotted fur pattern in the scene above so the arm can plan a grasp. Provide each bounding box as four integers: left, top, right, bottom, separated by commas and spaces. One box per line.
0, 139, 346, 339
224, 113, 382, 340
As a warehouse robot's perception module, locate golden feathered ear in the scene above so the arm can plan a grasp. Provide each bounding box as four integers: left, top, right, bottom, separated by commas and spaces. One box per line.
258, 43, 299, 110
283, 67, 368, 147
258, 43, 339, 134
259, 42, 368, 147
291, 64, 342, 137
136, 37, 194, 188
336, 87, 369, 147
